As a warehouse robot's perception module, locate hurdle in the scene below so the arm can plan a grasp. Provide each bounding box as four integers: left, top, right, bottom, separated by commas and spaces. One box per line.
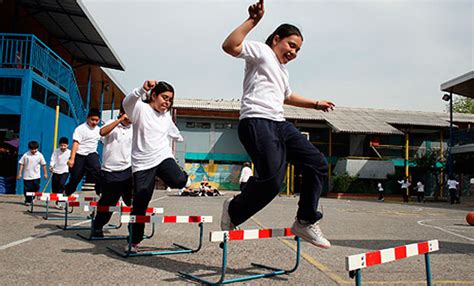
345, 240, 439, 286
77, 205, 164, 241
26, 192, 80, 219
107, 215, 213, 258
55, 200, 99, 230
179, 228, 301, 285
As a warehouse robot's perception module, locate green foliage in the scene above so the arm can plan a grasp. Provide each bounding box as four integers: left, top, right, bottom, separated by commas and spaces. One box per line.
451, 96, 474, 114
333, 173, 357, 193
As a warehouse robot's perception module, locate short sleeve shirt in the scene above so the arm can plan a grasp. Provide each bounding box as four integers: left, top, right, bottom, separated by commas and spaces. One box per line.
19, 151, 46, 180
237, 40, 292, 122
73, 123, 100, 156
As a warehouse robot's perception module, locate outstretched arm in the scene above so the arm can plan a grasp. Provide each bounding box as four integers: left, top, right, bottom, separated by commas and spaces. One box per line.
222, 0, 264, 57
284, 93, 335, 112
100, 114, 129, 137
123, 80, 157, 117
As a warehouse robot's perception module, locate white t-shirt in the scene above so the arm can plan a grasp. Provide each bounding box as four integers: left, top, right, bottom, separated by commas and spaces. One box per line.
470, 178, 474, 185
237, 41, 292, 122
72, 123, 100, 156
398, 180, 410, 189
416, 182, 424, 193
123, 86, 183, 172
377, 183, 383, 192
19, 151, 46, 180
447, 179, 459, 189
239, 166, 252, 183
101, 119, 133, 172
49, 148, 71, 174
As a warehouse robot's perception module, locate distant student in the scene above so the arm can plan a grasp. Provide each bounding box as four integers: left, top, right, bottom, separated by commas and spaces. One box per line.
239, 162, 252, 191
377, 182, 384, 202
414, 181, 425, 203
64, 108, 101, 196
447, 176, 460, 204
49, 137, 71, 194
93, 106, 133, 237
398, 177, 411, 202
17, 141, 48, 205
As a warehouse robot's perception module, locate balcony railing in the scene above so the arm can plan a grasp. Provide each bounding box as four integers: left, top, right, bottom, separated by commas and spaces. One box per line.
0, 33, 86, 121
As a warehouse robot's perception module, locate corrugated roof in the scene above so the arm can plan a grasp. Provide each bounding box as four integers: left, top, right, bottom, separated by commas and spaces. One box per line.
441, 71, 474, 98
18, 0, 125, 70
174, 98, 474, 134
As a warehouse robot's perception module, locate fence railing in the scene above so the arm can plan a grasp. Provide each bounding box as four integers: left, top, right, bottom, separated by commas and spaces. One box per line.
0, 33, 86, 122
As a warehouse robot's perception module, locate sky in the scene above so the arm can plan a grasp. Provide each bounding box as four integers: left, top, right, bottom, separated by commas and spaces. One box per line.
82, 0, 473, 112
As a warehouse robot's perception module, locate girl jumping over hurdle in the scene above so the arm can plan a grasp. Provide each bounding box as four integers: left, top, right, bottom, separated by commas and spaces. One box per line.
220, 0, 335, 248
123, 80, 190, 253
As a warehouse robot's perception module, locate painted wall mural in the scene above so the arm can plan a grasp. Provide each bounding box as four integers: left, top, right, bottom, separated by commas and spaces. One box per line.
184, 162, 242, 190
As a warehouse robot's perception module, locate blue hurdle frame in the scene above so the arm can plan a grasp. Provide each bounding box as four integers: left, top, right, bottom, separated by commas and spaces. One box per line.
76, 207, 126, 241
107, 222, 205, 258
27, 197, 74, 220
179, 234, 301, 285
348, 252, 433, 286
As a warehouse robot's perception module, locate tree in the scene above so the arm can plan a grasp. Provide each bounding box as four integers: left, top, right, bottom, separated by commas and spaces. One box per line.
451, 96, 474, 114
413, 150, 445, 199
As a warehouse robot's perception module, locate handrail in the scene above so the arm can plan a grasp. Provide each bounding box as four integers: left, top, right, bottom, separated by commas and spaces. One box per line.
0, 33, 86, 122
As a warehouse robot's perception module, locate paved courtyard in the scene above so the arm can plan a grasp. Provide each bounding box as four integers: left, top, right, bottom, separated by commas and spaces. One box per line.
0, 190, 473, 285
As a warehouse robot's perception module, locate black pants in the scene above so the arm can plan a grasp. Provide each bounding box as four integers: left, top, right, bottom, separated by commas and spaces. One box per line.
94, 168, 133, 230
402, 188, 409, 202
240, 182, 247, 192
51, 173, 69, 194
130, 158, 188, 244
23, 179, 40, 203
449, 188, 459, 204
229, 118, 328, 226
378, 191, 384, 200
417, 192, 424, 202
65, 153, 101, 195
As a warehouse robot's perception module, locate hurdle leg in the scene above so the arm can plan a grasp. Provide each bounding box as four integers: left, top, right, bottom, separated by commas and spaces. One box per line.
172, 222, 204, 253
179, 234, 229, 285
56, 205, 91, 230
77, 211, 127, 241
425, 253, 432, 286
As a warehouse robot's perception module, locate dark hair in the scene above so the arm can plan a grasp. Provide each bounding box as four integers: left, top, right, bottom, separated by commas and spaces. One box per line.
243, 162, 251, 167
265, 24, 303, 47
59, 137, 68, 145
28, 141, 39, 150
87, 108, 101, 118
145, 81, 175, 109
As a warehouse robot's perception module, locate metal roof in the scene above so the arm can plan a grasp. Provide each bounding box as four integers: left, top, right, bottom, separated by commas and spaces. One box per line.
18, 0, 125, 70
441, 71, 474, 98
174, 98, 474, 134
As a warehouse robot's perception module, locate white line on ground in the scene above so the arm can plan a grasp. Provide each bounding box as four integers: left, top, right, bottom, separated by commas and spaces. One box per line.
417, 219, 474, 242
0, 195, 167, 251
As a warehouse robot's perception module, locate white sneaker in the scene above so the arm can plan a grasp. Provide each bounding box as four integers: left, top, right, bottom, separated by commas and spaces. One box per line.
185, 176, 192, 188
220, 197, 236, 230
126, 243, 140, 253
291, 219, 331, 249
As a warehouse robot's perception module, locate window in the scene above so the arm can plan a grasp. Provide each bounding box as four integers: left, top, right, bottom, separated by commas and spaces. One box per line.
0, 77, 22, 96
46, 91, 59, 109
59, 98, 70, 116
186, 122, 196, 128
196, 122, 211, 129
31, 81, 45, 103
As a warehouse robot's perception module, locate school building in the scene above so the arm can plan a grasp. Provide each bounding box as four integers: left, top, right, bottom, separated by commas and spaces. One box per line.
0, 0, 126, 194
173, 96, 474, 195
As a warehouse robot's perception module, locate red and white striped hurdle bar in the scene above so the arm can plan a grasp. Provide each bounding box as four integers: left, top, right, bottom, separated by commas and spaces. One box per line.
345, 240, 439, 271
210, 228, 294, 242
121, 215, 213, 224
58, 200, 98, 208
26, 192, 80, 201
86, 204, 164, 215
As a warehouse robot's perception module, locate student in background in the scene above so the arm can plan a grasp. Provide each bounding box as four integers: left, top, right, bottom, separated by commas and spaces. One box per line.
17, 141, 48, 205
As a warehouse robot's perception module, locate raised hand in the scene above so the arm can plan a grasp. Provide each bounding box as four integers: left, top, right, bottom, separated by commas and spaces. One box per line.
248, 0, 264, 23
315, 100, 336, 112
143, 80, 157, 91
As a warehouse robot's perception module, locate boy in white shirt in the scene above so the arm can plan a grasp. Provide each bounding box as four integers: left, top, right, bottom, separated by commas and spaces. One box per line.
414, 181, 424, 203
64, 108, 102, 196
49, 137, 71, 194
92, 106, 133, 237
17, 141, 48, 205
447, 176, 460, 204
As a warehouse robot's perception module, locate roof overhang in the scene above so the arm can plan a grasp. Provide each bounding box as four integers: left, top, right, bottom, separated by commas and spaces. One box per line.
18, 0, 125, 70
441, 71, 474, 98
